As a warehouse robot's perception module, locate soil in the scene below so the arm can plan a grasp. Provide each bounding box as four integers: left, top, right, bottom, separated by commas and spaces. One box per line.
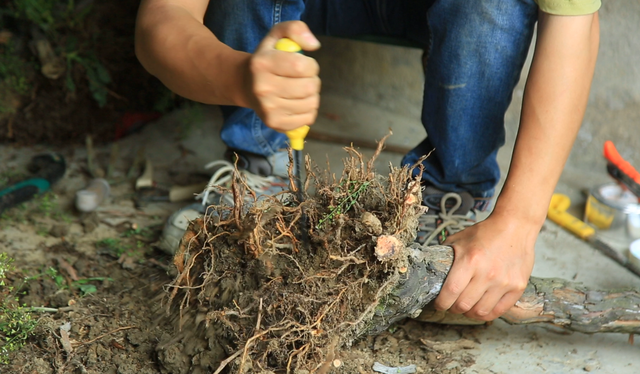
0, 138, 484, 373
0, 0, 178, 146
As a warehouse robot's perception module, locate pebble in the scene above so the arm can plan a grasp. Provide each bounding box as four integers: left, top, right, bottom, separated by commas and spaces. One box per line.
583, 358, 600, 372
49, 223, 69, 238
583, 362, 600, 372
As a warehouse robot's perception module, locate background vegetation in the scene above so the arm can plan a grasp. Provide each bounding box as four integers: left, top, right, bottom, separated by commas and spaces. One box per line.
0, 0, 180, 145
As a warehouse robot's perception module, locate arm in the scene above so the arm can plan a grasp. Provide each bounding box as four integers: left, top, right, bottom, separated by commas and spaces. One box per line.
434, 11, 600, 321
135, 0, 252, 107
135, 0, 321, 130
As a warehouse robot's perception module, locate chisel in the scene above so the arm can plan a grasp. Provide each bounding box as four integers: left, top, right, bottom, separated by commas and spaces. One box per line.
274, 38, 310, 205
275, 38, 311, 248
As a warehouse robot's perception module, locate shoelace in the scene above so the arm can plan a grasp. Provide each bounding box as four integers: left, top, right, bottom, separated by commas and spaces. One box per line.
197, 160, 278, 206
419, 192, 476, 246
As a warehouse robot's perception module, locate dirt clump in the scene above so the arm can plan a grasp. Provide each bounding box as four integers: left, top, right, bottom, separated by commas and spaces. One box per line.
161, 138, 430, 373
2, 239, 174, 374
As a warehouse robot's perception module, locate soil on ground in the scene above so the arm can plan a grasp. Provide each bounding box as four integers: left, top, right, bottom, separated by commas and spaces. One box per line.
0, 141, 483, 374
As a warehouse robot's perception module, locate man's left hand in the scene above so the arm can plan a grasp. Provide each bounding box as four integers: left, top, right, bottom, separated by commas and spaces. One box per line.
433, 212, 538, 321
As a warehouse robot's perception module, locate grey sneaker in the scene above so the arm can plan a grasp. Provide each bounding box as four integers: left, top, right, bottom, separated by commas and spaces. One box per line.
416, 186, 492, 245
156, 149, 292, 255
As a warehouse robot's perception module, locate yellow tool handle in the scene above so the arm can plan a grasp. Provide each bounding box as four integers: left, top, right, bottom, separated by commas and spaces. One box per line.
275, 38, 310, 151
547, 193, 595, 240
274, 38, 302, 52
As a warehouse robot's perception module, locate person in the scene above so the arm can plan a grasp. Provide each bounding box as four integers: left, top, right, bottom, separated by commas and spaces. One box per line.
135, 0, 600, 322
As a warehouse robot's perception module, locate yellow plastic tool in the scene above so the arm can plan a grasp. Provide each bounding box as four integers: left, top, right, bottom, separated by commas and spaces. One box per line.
274, 38, 311, 152
548, 193, 595, 240
285, 125, 310, 151
547, 193, 640, 278
275, 37, 310, 247
274, 37, 302, 53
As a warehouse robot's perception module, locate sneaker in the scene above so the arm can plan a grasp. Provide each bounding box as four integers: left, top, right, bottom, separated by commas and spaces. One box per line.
155, 149, 292, 255
416, 186, 492, 245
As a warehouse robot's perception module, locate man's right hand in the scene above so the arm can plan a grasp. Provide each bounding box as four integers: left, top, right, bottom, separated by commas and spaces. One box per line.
246, 21, 322, 132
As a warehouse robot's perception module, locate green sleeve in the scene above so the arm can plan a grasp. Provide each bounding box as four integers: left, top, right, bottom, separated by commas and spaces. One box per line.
535, 0, 601, 16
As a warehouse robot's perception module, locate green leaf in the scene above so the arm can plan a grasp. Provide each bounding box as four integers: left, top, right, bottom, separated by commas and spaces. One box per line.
94, 61, 111, 84
54, 275, 65, 288
77, 284, 97, 295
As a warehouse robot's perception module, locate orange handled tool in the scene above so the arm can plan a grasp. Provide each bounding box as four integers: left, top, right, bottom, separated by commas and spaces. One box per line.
604, 140, 640, 198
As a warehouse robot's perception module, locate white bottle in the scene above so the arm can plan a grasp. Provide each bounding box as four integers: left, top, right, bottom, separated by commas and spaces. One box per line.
75, 178, 110, 212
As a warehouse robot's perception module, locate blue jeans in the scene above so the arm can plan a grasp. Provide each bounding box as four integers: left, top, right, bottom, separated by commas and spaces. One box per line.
204, 0, 538, 198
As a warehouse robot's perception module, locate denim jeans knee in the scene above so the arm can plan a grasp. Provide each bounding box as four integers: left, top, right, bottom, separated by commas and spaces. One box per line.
402, 0, 538, 198
204, 0, 538, 195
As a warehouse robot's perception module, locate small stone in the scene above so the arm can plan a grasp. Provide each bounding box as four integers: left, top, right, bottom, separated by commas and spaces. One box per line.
95, 343, 112, 360
49, 224, 69, 238
81, 212, 100, 233
333, 359, 342, 368
48, 290, 71, 308
127, 330, 147, 346
583, 359, 600, 372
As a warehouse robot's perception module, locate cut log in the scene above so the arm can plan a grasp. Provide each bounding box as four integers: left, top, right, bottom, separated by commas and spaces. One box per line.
368, 244, 640, 335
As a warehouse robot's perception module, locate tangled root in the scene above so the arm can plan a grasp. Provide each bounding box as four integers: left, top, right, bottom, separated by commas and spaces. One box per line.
165, 133, 428, 373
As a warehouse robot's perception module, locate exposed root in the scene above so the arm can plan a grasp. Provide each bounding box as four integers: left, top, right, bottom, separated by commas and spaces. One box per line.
163, 133, 427, 372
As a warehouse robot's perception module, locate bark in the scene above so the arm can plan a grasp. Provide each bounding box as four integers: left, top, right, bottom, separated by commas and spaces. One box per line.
367, 245, 640, 335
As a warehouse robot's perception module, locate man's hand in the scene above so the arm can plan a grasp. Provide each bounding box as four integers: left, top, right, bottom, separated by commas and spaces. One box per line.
433, 212, 537, 321
433, 11, 599, 322
247, 21, 322, 131
136, 2, 320, 113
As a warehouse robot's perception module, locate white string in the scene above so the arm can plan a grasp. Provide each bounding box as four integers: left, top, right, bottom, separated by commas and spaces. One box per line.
419, 192, 476, 246
197, 160, 276, 206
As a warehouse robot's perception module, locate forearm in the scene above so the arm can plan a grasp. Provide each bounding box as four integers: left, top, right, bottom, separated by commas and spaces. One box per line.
493, 11, 600, 227
135, 1, 252, 107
